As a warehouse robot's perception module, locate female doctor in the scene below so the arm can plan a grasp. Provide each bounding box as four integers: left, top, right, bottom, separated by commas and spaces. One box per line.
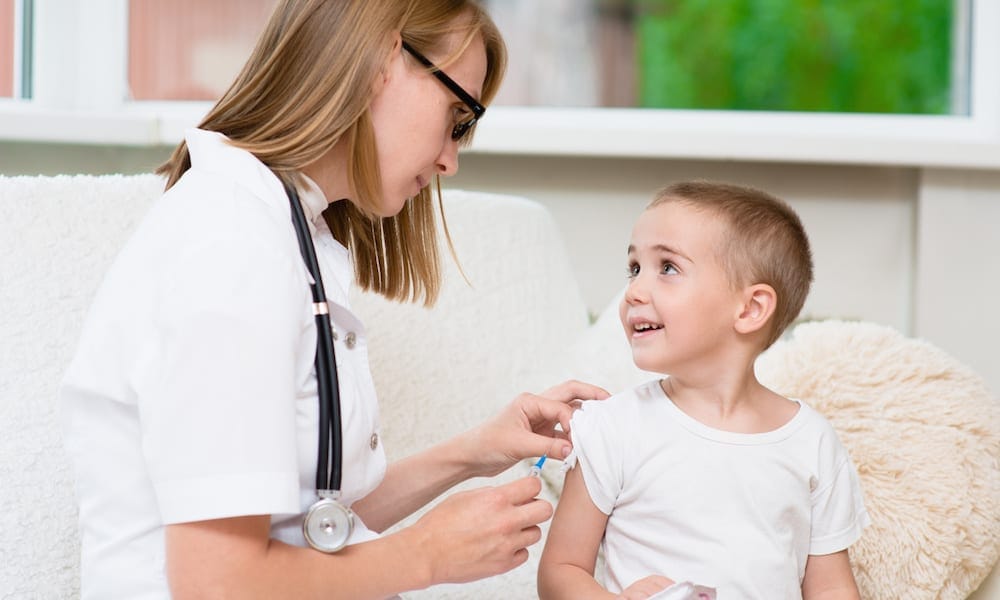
60, 0, 608, 598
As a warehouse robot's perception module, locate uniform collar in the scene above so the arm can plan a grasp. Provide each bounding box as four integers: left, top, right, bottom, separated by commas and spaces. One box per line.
184, 128, 330, 228
296, 173, 330, 228
185, 128, 284, 205
184, 128, 352, 297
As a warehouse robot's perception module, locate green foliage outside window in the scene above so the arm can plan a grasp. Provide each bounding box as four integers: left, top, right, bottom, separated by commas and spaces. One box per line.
637, 0, 955, 114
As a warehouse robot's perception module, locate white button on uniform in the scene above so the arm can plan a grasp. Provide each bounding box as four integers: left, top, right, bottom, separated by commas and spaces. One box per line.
369, 433, 379, 450
345, 331, 357, 349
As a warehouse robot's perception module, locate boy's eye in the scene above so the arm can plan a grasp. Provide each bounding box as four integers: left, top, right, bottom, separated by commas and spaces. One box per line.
626, 263, 640, 278
661, 262, 678, 275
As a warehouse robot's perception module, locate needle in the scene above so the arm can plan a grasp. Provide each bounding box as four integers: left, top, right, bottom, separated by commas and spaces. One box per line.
529, 455, 547, 477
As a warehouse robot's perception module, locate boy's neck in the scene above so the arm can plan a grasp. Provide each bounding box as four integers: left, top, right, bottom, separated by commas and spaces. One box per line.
659, 368, 798, 434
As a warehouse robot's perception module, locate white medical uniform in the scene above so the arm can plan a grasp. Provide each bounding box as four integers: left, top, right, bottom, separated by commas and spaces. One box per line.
569, 379, 870, 600
61, 128, 387, 599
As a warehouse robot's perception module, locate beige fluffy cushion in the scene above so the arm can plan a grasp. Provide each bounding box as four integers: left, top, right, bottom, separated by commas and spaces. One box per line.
557, 302, 999, 599
756, 320, 999, 599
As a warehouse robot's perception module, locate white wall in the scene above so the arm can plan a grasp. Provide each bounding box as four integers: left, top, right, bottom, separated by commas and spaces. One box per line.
0, 141, 168, 175
449, 155, 997, 395
2, 142, 996, 395
450, 155, 918, 325
916, 169, 1000, 387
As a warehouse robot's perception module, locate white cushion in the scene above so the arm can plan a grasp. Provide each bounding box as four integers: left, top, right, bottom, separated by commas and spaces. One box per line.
0, 174, 163, 598
351, 189, 590, 599
352, 189, 590, 464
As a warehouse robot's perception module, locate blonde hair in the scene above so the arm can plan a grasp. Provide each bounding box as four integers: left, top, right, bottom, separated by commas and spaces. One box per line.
157, 0, 507, 306
650, 181, 813, 349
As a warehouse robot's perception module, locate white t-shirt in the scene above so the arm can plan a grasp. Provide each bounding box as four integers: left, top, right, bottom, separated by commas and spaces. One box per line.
569, 379, 870, 599
60, 129, 387, 599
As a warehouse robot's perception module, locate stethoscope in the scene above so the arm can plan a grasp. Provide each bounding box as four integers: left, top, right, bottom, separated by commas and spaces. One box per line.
283, 179, 354, 553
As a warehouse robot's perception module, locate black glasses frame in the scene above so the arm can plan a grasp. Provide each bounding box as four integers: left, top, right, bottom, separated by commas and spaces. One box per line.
402, 41, 486, 141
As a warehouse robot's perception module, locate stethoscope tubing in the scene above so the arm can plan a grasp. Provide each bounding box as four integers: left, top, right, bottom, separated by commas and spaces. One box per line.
283, 179, 344, 494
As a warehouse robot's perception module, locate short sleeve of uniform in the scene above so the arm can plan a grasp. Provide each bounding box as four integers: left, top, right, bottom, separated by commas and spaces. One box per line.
135, 189, 307, 524
569, 398, 626, 515
809, 425, 871, 555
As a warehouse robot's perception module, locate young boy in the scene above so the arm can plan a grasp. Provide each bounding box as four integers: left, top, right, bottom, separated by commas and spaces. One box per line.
538, 181, 870, 600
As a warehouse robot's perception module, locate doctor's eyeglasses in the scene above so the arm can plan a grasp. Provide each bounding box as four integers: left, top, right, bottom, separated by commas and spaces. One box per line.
402, 41, 486, 142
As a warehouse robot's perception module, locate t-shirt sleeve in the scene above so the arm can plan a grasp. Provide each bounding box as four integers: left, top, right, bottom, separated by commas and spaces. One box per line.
809, 429, 871, 555
136, 227, 307, 525
568, 399, 625, 515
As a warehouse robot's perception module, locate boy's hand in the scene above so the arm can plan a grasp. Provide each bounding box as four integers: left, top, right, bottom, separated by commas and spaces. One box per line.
617, 574, 675, 599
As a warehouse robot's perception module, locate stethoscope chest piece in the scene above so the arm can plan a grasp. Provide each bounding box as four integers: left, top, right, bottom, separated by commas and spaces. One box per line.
303, 497, 354, 553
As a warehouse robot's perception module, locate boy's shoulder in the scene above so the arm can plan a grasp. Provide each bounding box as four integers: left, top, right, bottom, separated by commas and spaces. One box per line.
573, 379, 664, 425
791, 399, 839, 430
784, 400, 854, 460
580, 378, 663, 408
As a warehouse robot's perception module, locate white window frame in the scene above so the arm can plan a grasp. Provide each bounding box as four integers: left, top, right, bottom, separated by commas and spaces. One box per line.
1, 0, 998, 170
7, 0, 25, 98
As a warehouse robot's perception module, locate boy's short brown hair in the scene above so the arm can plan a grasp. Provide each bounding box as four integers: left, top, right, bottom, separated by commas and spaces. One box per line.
651, 181, 813, 349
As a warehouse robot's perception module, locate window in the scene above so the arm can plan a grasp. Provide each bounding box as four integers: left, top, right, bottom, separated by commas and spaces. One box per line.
128, 0, 278, 101
0, 0, 15, 98
1, 0, 997, 170
488, 0, 967, 116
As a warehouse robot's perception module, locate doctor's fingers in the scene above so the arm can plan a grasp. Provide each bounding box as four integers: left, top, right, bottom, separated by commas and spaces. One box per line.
482, 497, 547, 550
457, 487, 548, 552
498, 482, 554, 523
540, 379, 611, 404
508, 523, 544, 551
511, 499, 555, 535
525, 380, 611, 430
495, 473, 546, 506
517, 394, 576, 431
445, 478, 550, 527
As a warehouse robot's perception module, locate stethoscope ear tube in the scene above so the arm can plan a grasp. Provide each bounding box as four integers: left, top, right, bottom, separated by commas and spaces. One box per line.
282, 178, 351, 552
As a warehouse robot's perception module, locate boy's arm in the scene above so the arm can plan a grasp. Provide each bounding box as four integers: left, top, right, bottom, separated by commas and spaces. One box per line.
801, 550, 861, 600
537, 465, 616, 599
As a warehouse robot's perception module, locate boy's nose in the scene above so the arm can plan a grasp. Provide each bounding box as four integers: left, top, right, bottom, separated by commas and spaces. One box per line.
624, 277, 649, 304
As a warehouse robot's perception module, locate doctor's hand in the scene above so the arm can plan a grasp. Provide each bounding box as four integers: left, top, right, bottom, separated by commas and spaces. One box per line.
459, 379, 610, 478
406, 475, 552, 584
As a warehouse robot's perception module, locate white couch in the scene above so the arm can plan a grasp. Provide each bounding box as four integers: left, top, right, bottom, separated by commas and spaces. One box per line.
1, 174, 997, 599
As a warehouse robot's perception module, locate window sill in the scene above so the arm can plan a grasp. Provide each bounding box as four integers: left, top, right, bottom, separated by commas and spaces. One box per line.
2, 103, 1000, 171
473, 107, 1000, 170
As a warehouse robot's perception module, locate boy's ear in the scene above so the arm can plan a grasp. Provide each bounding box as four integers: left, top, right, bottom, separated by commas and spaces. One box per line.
734, 284, 777, 335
